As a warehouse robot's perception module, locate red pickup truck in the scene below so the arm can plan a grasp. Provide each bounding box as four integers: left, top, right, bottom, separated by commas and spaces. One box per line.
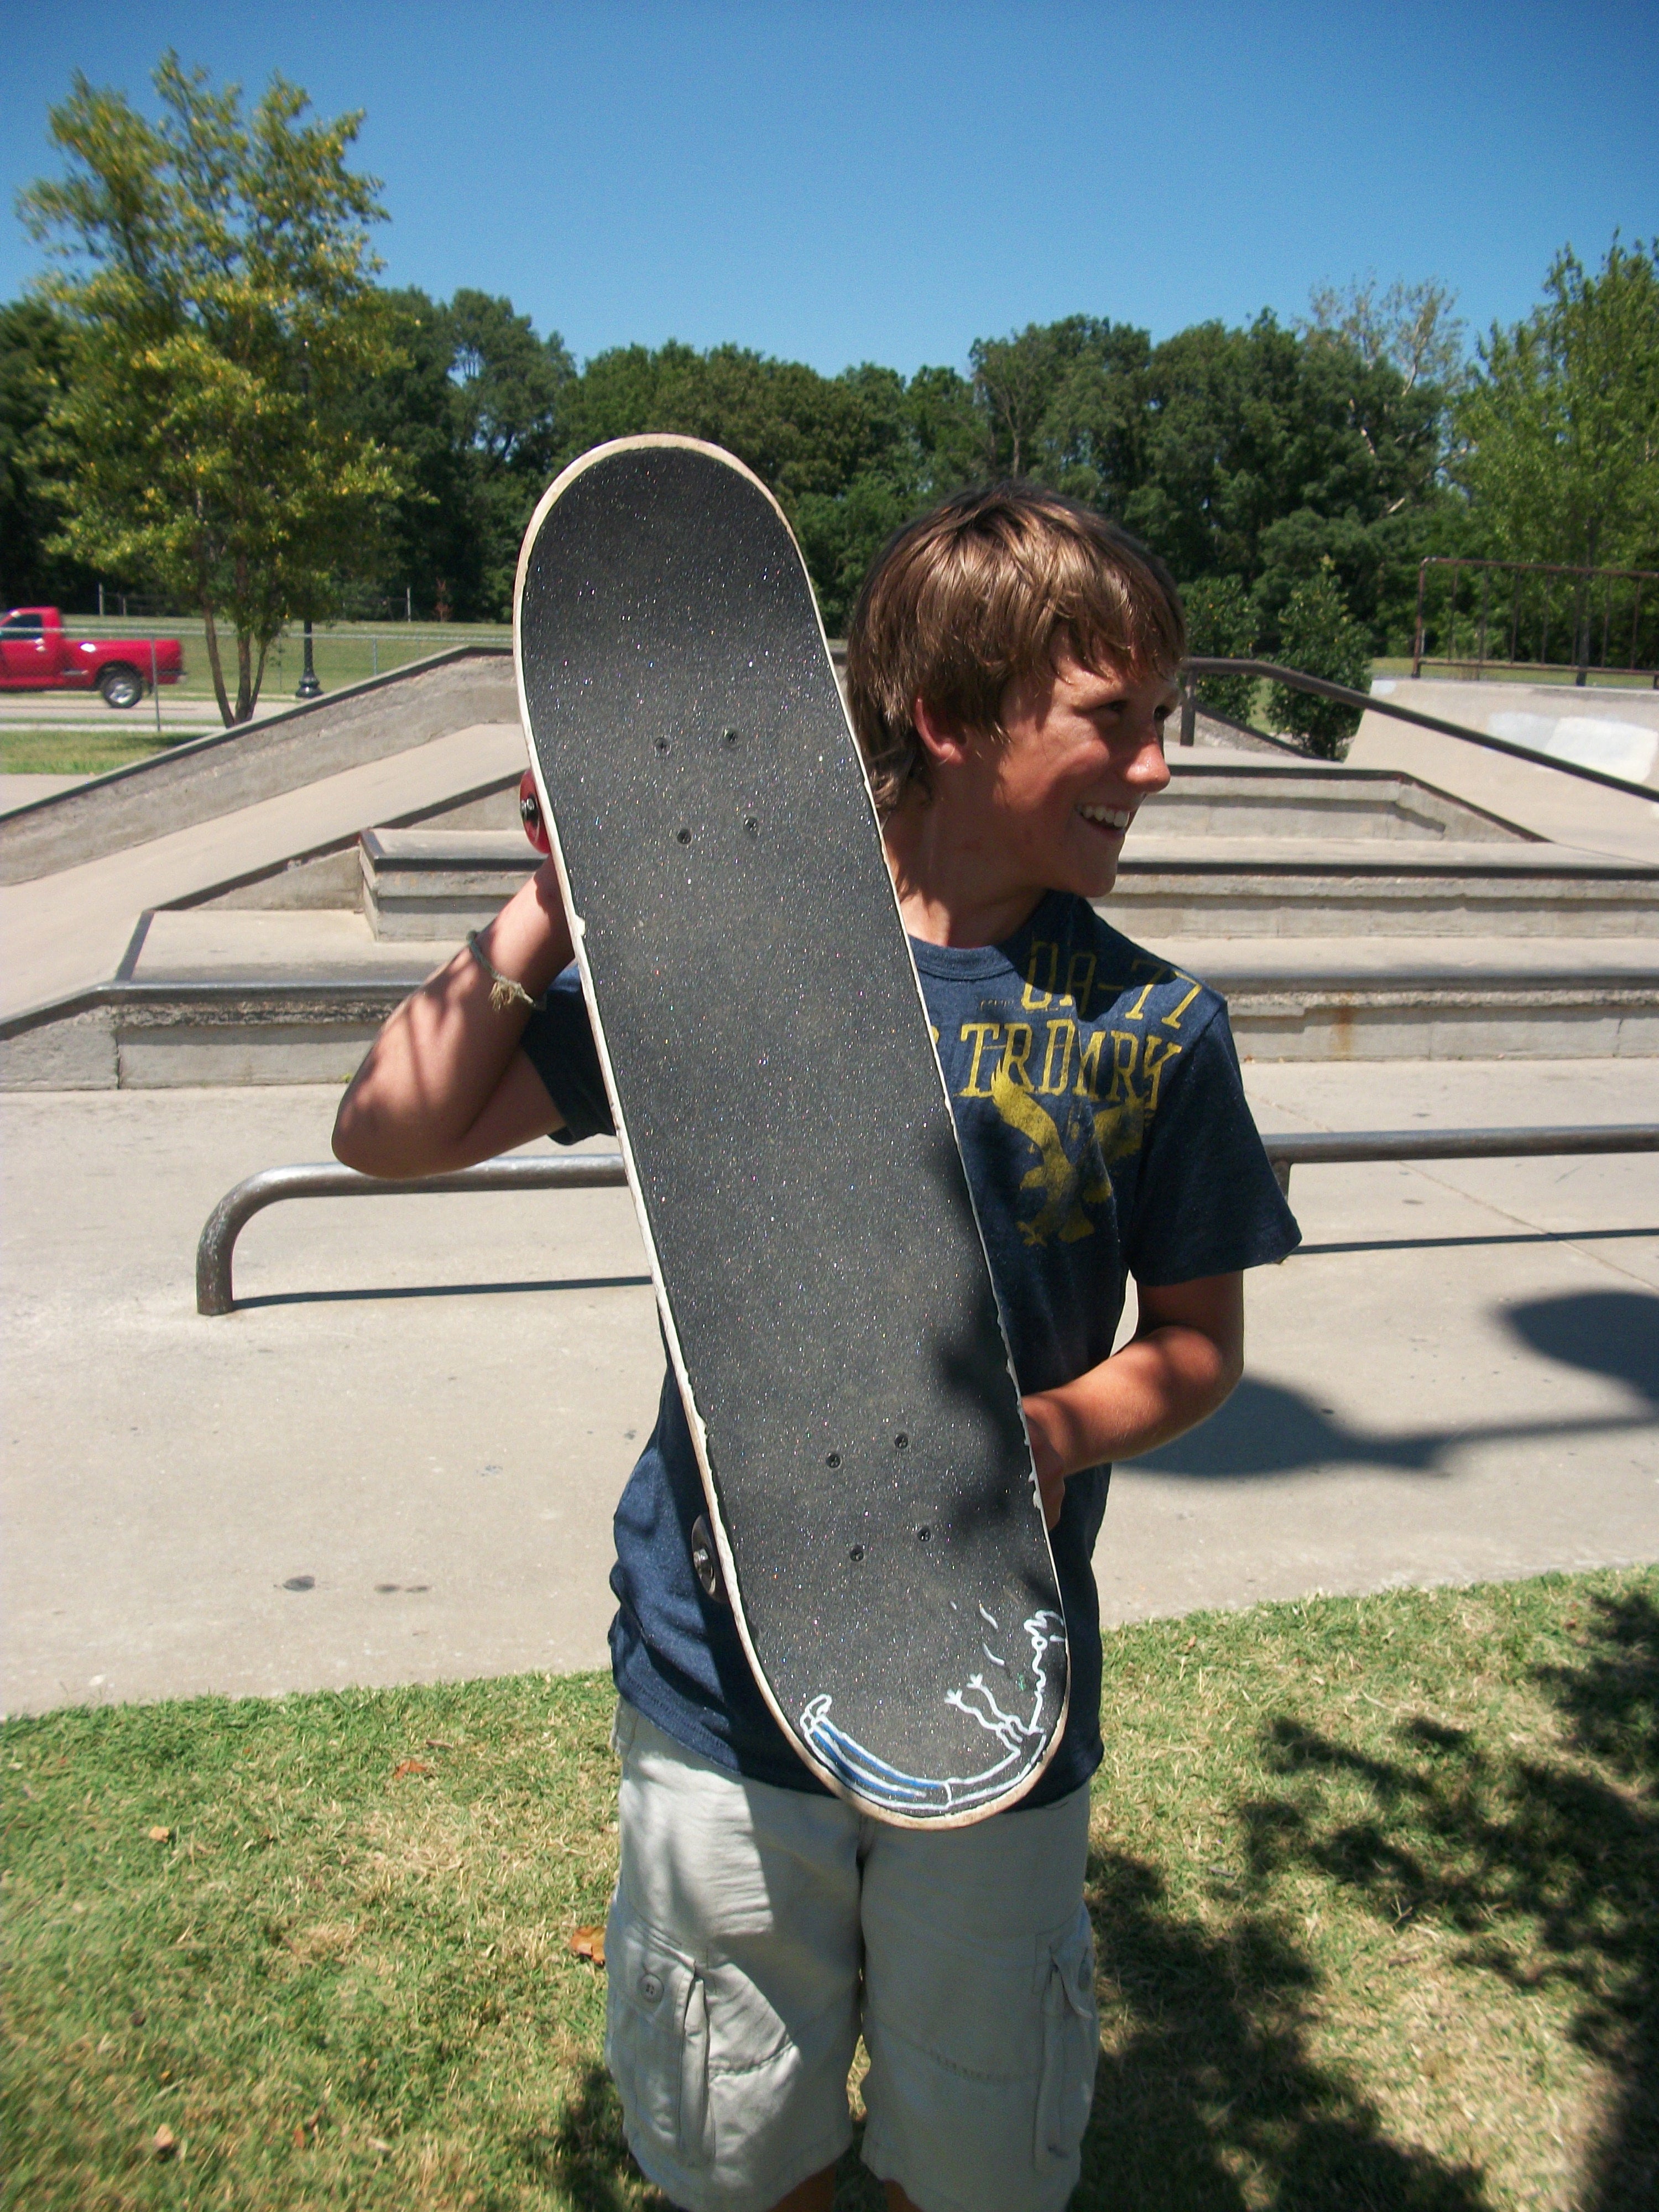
0, 606, 185, 709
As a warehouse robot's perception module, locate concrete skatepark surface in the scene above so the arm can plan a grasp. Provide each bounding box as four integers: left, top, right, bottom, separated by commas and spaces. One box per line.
4, 1060, 1655, 1717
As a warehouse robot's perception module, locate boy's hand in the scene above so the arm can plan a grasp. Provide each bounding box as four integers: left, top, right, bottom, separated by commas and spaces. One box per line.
1021, 1395, 1071, 1529
1021, 1274, 1245, 1530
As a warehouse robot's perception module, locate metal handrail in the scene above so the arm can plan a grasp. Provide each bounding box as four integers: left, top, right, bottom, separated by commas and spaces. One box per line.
196, 1152, 628, 1314
1412, 555, 1658, 685
196, 1126, 1659, 1314
1178, 658, 1655, 797
1260, 1123, 1659, 1197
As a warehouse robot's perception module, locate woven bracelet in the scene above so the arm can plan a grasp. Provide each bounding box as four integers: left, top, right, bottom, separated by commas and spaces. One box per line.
466, 930, 539, 1014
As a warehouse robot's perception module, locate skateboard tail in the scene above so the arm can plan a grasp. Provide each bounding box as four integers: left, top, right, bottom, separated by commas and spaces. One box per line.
514, 437, 1070, 1827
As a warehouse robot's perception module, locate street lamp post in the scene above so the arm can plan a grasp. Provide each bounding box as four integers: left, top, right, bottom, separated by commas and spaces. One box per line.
294, 330, 322, 701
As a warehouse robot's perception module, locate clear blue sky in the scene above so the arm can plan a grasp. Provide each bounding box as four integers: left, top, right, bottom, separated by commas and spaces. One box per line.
4, 1, 1655, 377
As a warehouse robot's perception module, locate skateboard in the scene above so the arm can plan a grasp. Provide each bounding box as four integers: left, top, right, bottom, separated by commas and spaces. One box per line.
514, 437, 1067, 1826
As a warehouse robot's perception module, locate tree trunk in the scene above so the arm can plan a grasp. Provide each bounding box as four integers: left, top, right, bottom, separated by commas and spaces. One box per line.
234, 625, 254, 723
200, 599, 235, 727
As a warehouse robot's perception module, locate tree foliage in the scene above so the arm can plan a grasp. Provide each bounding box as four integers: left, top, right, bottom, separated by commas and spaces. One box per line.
1267, 563, 1374, 758
1454, 237, 1659, 574
19, 55, 403, 721
1182, 573, 1256, 727
0, 298, 97, 607
12, 46, 1514, 692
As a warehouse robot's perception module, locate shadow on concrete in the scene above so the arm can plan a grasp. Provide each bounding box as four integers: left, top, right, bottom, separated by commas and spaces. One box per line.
233, 1271, 654, 1311
1135, 1288, 1659, 1480
1233, 1587, 1659, 2210
1301, 1225, 1659, 1258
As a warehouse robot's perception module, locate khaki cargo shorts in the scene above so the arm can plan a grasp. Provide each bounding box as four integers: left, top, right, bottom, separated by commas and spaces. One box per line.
605, 1702, 1097, 2212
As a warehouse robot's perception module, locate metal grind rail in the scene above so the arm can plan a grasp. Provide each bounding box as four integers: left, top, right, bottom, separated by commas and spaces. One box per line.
196, 1126, 1659, 1314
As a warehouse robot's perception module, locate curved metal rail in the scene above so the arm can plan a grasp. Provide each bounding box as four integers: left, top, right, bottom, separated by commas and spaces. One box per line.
196, 1128, 1659, 1314
196, 1152, 628, 1314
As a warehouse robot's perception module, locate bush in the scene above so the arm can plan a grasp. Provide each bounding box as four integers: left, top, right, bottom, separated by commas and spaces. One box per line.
1266, 565, 1374, 759
1181, 573, 1258, 727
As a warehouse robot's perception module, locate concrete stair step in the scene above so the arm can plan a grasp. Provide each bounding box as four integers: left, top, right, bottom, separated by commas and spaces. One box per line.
356, 825, 1659, 941
1112, 836, 1659, 937
1150, 935, 1657, 1060
361, 827, 535, 938
3, 911, 1652, 1087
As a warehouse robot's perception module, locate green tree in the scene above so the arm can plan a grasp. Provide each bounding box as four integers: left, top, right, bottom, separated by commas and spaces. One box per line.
19, 55, 404, 722
969, 316, 1150, 505
0, 298, 97, 607
1123, 312, 1450, 653
1181, 573, 1256, 727
445, 289, 573, 614
1455, 237, 1659, 576
337, 286, 474, 618
1266, 562, 1374, 758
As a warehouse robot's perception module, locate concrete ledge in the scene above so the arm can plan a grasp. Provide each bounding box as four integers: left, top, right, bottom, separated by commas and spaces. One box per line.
6, 936, 1656, 1084
361, 827, 531, 938
1154, 760, 1530, 842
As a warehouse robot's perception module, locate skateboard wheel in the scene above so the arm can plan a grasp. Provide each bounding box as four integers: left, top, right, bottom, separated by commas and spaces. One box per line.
690, 1512, 726, 1602
517, 769, 550, 855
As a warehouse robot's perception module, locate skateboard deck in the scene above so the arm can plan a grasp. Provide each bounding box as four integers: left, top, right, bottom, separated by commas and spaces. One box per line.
514, 437, 1067, 1825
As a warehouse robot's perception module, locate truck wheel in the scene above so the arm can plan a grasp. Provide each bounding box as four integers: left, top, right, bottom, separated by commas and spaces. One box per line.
99, 665, 144, 710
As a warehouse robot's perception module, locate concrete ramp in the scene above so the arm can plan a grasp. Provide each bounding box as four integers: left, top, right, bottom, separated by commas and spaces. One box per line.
0, 722, 523, 1026
0, 646, 516, 885
1350, 680, 1659, 863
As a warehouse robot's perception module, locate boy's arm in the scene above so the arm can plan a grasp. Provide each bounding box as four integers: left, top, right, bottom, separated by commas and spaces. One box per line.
1021, 1272, 1244, 1528
333, 860, 575, 1178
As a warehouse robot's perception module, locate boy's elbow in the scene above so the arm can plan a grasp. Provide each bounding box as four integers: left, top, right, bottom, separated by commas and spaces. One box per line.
1212, 1337, 1245, 1407
331, 1095, 372, 1173
332, 1087, 402, 1178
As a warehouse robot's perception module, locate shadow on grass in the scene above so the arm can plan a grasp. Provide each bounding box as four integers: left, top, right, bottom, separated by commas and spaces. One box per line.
527, 2059, 884, 2209
1233, 1590, 1658, 2211
520, 2058, 667, 2208
1079, 1849, 1489, 2209
498, 1595, 1655, 2210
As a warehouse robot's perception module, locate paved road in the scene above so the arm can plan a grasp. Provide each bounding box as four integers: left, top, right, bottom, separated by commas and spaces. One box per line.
3, 1060, 1655, 1715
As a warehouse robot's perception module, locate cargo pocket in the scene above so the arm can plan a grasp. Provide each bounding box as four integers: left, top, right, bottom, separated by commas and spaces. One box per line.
1034, 1906, 1099, 2176
604, 1900, 711, 2169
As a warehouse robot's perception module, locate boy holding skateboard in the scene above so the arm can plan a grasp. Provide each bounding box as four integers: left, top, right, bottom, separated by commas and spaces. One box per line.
336, 483, 1297, 2212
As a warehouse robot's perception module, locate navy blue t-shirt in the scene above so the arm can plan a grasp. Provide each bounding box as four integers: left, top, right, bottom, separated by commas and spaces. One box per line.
521, 890, 1299, 1806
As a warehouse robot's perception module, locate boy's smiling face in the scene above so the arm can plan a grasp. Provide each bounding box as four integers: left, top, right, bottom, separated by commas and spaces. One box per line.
989, 650, 1176, 904
889, 644, 1177, 947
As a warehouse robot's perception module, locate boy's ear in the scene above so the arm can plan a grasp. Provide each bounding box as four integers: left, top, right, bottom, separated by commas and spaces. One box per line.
912, 695, 973, 769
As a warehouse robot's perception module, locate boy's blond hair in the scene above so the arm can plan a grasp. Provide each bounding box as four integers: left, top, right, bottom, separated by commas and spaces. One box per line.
844, 484, 1186, 812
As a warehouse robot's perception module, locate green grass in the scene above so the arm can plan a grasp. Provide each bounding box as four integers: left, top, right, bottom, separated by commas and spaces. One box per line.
0, 729, 196, 777
4, 1568, 1655, 2210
